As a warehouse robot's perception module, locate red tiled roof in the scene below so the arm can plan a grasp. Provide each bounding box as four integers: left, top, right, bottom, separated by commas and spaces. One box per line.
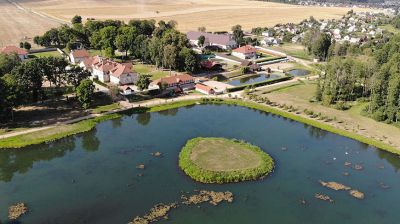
233, 45, 256, 54
71, 49, 90, 58
0, 45, 28, 55
195, 83, 214, 92
153, 74, 194, 85
200, 60, 221, 69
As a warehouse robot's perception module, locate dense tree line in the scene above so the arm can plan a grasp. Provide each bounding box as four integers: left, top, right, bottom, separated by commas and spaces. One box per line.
316, 34, 400, 124
302, 29, 332, 61
34, 17, 199, 73
0, 55, 91, 120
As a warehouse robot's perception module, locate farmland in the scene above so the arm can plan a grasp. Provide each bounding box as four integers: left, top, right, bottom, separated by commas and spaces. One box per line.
0, 0, 374, 46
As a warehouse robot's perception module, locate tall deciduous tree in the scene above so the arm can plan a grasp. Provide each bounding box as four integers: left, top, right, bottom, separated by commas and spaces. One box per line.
76, 79, 95, 109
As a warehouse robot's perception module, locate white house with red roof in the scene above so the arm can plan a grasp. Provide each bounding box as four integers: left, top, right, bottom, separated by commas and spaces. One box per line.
151, 74, 195, 92
82, 56, 138, 86
195, 83, 215, 95
232, 45, 257, 60
0, 45, 28, 60
69, 49, 90, 64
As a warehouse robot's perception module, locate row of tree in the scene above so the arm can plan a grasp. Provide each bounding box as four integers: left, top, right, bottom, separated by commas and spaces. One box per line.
34, 16, 199, 73
0, 55, 93, 120
316, 34, 400, 124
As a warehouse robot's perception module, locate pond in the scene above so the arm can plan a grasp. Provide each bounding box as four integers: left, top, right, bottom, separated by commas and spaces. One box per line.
287, 69, 311, 76
1, 104, 400, 223
227, 73, 281, 86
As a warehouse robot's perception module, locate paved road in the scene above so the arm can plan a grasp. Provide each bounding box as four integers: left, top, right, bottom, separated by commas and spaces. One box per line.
0, 74, 314, 140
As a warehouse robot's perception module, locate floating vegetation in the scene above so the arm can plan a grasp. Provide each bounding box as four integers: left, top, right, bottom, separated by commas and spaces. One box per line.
349, 190, 365, 199
181, 190, 234, 206
129, 203, 177, 224
379, 182, 390, 189
151, 152, 162, 157
343, 172, 350, 176
344, 162, 352, 167
129, 190, 234, 223
319, 180, 365, 200
319, 181, 351, 191
353, 164, 364, 170
136, 164, 145, 169
315, 193, 334, 203
8, 202, 28, 220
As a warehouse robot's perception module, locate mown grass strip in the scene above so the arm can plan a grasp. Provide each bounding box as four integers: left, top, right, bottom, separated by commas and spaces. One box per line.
0, 114, 121, 149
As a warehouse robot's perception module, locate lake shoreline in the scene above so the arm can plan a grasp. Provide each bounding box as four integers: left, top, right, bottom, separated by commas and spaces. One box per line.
0, 98, 399, 156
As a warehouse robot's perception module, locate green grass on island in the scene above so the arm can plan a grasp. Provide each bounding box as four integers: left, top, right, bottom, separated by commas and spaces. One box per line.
178, 137, 274, 184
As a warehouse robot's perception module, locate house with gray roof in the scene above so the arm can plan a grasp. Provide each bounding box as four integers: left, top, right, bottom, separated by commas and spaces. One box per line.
186, 31, 237, 50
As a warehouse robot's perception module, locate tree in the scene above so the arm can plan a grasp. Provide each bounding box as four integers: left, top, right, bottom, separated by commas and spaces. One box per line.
312, 33, 331, 61
136, 74, 151, 91
0, 74, 22, 120
23, 42, 31, 50
66, 65, 91, 88
11, 58, 44, 102
76, 79, 95, 109
198, 35, 205, 47
198, 26, 206, 32
19, 42, 24, 48
179, 47, 198, 73
0, 53, 20, 77
115, 26, 137, 58
163, 44, 178, 70
71, 15, 82, 24
231, 25, 244, 45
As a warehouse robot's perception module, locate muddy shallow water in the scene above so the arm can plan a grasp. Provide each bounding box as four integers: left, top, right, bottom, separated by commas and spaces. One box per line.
1, 104, 399, 223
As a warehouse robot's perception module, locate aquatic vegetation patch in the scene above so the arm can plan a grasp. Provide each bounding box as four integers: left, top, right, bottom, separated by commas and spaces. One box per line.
319, 180, 365, 200
8, 202, 28, 220
181, 190, 233, 206
129, 190, 234, 224
178, 137, 274, 184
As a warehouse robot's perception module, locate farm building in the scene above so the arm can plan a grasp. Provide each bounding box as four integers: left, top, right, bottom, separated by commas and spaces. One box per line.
69, 49, 90, 64
187, 31, 237, 50
0, 45, 28, 60
232, 45, 257, 60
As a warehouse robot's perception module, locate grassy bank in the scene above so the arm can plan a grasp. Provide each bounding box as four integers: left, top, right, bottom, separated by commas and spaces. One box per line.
1, 98, 399, 155
202, 98, 400, 155
0, 114, 120, 149
179, 137, 274, 184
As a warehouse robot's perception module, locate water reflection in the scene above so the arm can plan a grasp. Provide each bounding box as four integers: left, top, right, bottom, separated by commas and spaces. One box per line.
0, 138, 75, 182
136, 113, 151, 126
157, 108, 178, 116
81, 128, 100, 152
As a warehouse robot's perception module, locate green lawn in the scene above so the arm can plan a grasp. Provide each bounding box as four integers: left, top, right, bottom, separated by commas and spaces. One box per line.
0, 114, 120, 149
91, 103, 121, 114
190, 138, 262, 171
29, 51, 63, 58
133, 64, 170, 80
268, 43, 312, 60
379, 24, 400, 34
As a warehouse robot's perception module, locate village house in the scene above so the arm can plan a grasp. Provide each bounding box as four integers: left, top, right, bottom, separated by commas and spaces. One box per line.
151, 74, 195, 92
232, 45, 257, 60
186, 31, 237, 50
195, 83, 215, 95
0, 45, 28, 60
82, 56, 138, 85
69, 49, 90, 64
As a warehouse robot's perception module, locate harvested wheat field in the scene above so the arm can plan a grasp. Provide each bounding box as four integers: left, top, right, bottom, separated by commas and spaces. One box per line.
15, 0, 375, 32
0, 0, 62, 46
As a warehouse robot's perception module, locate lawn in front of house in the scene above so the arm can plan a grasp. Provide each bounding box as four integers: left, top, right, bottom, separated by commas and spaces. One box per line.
268, 43, 312, 60
29, 51, 63, 58
133, 64, 171, 80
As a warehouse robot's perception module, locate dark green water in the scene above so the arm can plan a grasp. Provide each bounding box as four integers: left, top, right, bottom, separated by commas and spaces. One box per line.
1, 104, 400, 224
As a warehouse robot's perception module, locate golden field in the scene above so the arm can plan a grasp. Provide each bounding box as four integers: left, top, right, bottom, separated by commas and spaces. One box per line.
1, 0, 376, 46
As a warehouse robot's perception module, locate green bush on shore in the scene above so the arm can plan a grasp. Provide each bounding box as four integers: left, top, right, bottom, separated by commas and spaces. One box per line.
178, 137, 274, 184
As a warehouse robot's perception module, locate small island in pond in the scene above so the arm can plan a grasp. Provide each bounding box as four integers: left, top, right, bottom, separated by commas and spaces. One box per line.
179, 137, 274, 184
